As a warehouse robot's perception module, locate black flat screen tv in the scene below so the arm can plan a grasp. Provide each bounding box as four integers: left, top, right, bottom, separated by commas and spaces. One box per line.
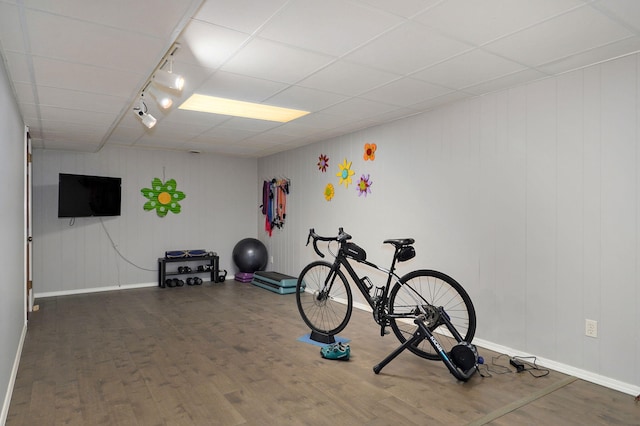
58, 173, 122, 218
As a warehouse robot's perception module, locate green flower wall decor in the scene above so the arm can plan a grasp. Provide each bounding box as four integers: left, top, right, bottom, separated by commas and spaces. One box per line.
141, 178, 186, 217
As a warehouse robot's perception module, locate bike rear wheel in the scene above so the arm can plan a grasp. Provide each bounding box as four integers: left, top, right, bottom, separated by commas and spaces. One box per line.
388, 269, 476, 360
296, 261, 353, 336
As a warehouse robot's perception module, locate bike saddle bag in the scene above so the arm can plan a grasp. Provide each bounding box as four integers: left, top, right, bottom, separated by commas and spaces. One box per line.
344, 242, 367, 262
397, 246, 415, 262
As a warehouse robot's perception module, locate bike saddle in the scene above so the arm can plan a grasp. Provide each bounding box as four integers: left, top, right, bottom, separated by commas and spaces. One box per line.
383, 238, 415, 248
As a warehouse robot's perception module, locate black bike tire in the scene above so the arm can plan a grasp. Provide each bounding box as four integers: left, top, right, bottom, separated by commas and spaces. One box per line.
296, 261, 353, 336
388, 269, 476, 361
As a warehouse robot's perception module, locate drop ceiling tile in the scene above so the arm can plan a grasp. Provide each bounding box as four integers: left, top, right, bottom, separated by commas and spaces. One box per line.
484, 5, 633, 67
354, 0, 440, 18
0, 2, 24, 52
412, 49, 526, 90
11, 82, 36, 106
217, 116, 283, 132
236, 135, 291, 149
38, 105, 114, 127
134, 134, 194, 150
178, 20, 250, 69
368, 107, 421, 123
592, 0, 640, 32
37, 86, 126, 114
23, 0, 200, 39
408, 90, 473, 112
462, 68, 548, 96
258, 0, 402, 56
360, 77, 451, 107
329, 118, 383, 136
26, 10, 164, 74
3, 51, 31, 84
275, 112, 356, 134
221, 38, 335, 84
191, 125, 259, 143
194, 0, 288, 34
31, 57, 142, 98
39, 139, 101, 152
345, 20, 473, 75
38, 123, 106, 145
320, 97, 401, 120
195, 71, 288, 102
144, 117, 212, 137
538, 36, 640, 74
413, 0, 585, 46
298, 60, 401, 96
104, 125, 147, 146
242, 131, 299, 145
18, 102, 39, 123
266, 86, 347, 112
160, 108, 230, 127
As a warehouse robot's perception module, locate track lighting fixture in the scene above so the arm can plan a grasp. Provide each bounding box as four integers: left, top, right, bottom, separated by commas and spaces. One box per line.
130, 43, 182, 129
146, 85, 173, 109
153, 55, 185, 92
133, 98, 157, 129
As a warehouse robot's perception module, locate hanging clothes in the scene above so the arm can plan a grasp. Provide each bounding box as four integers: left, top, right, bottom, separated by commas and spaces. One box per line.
260, 178, 290, 236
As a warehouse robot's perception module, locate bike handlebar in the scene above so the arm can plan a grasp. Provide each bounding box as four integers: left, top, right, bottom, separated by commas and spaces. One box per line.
306, 228, 351, 258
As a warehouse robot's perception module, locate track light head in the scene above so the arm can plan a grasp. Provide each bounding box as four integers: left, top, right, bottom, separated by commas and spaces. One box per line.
147, 84, 173, 109
154, 69, 185, 91
133, 99, 157, 129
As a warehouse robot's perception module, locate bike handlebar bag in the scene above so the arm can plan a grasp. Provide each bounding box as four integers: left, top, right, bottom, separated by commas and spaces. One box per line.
344, 242, 367, 262
397, 246, 415, 262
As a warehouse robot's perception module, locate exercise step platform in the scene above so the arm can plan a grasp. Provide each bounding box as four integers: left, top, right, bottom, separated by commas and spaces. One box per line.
251, 271, 300, 295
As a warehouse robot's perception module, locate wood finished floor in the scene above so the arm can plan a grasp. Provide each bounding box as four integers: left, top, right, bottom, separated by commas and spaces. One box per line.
7, 282, 639, 425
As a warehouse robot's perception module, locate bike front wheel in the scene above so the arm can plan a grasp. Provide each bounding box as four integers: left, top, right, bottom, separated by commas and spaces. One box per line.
388, 269, 476, 360
296, 261, 353, 336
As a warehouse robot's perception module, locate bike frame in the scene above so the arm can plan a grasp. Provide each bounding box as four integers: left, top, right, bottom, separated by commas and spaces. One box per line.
322, 240, 421, 327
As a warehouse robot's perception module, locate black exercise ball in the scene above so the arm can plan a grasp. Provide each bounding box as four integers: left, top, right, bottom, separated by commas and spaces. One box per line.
232, 238, 268, 273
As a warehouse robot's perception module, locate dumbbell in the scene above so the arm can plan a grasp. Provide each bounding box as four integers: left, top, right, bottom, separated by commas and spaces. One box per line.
193, 277, 203, 285
186, 277, 195, 286
165, 278, 174, 288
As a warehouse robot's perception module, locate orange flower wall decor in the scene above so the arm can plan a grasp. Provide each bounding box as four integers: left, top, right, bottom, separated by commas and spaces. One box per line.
363, 143, 377, 161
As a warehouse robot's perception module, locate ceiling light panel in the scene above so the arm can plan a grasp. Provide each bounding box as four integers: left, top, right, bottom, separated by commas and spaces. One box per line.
179, 94, 310, 122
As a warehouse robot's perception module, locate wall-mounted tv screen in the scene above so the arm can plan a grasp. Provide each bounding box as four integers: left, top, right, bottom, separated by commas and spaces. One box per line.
58, 173, 122, 218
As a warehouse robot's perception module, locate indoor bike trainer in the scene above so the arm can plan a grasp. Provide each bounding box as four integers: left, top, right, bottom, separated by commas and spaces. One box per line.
296, 227, 481, 382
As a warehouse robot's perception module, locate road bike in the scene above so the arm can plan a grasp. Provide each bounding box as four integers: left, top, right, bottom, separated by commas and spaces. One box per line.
295, 228, 479, 381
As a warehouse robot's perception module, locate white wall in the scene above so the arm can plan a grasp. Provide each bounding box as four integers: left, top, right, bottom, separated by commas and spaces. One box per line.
258, 53, 640, 394
32, 146, 258, 295
0, 56, 27, 423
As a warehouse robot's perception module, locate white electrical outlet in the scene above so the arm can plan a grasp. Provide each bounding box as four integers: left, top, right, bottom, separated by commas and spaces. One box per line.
585, 319, 598, 338
270, 256, 274, 264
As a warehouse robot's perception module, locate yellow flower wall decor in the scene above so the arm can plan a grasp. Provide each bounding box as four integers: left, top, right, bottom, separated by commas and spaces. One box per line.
364, 143, 377, 161
141, 178, 186, 217
324, 183, 335, 201
336, 158, 355, 188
